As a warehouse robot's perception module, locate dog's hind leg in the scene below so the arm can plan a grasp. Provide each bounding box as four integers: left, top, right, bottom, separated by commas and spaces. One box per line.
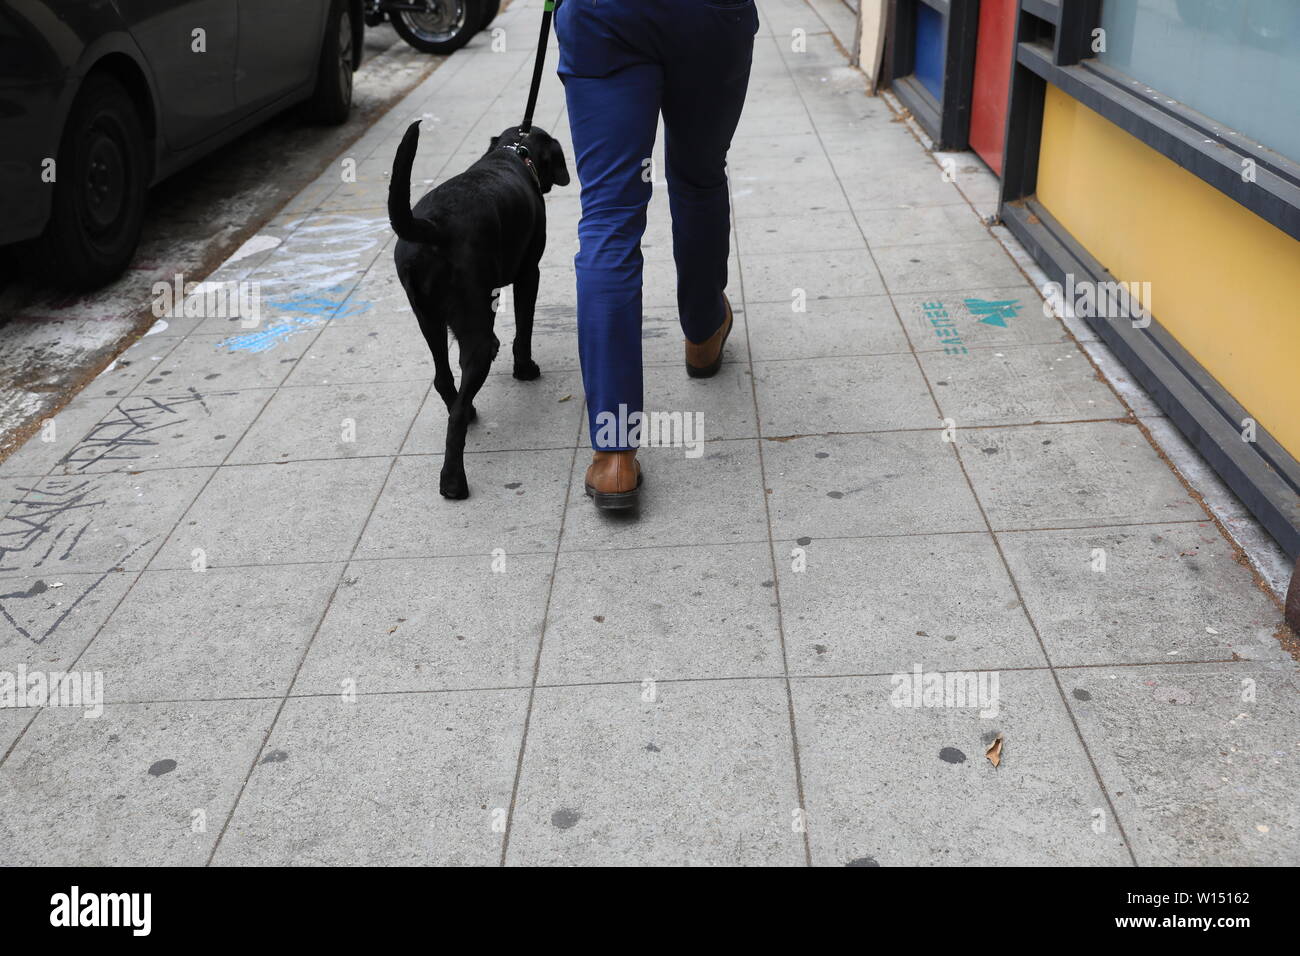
511, 261, 542, 381
439, 334, 498, 500
410, 302, 462, 416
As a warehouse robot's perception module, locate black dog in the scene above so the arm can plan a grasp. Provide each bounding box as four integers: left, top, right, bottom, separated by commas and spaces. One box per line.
388, 120, 570, 499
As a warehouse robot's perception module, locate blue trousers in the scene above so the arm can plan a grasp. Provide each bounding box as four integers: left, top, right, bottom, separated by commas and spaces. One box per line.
555, 0, 759, 449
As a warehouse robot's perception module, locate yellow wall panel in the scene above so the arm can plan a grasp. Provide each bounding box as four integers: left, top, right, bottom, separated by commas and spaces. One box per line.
1037, 83, 1300, 458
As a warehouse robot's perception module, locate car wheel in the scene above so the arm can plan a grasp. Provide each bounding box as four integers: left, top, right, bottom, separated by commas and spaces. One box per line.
478, 0, 501, 32
34, 73, 148, 290
308, 0, 354, 125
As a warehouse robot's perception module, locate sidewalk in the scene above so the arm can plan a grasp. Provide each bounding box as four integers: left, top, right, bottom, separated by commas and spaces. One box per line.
0, 0, 1296, 866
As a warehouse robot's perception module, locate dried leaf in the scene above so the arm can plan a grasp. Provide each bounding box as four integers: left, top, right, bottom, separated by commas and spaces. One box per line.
558, 394, 572, 402
985, 734, 1004, 768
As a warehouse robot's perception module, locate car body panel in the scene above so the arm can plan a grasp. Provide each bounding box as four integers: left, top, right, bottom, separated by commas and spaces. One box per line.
115, 0, 239, 149
0, 0, 359, 247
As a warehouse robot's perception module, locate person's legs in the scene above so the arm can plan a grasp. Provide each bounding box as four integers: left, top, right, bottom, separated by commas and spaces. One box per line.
556, 1, 662, 450
660, 1, 758, 344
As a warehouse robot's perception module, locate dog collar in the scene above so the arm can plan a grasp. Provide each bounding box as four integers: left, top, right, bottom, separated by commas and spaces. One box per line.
499, 144, 542, 193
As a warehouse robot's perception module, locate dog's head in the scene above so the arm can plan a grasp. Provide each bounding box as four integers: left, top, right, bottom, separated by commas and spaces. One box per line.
489, 126, 571, 194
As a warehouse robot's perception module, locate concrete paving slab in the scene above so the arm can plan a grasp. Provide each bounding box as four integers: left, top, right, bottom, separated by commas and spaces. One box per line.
47, 388, 275, 475
561, 440, 768, 552
539, 542, 783, 684
582, 362, 757, 447
854, 202, 994, 247
0, 699, 277, 865
778, 532, 1047, 675
149, 458, 390, 569
728, 149, 840, 186
231, 381, 427, 464
357, 450, 572, 559
1, 467, 213, 575
77, 336, 186, 401
1062, 663, 1300, 864
295, 554, 553, 695
1082, 339, 1162, 416
958, 421, 1203, 531
731, 175, 849, 217
745, 295, 910, 361
1000, 524, 1288, 666
0, 397, 120, 478
408, 370, 585, 454
80, 564, 341, 702
921, 343, 1128, 427
735, 212, 867, 256
507, 679, 805, 866
894, 284, 1078, 351
792, 670, 1133, 865
754, 353, 937, 435
0, 569, 137, 673
740, 248, 887, 301
764, 432, 984, 540
143, 333, 315, 392
840, 164, 967, 212
0, 708, 31, 759
213, 691, 526, 866
281, 319, 434, 387
873, 240, 1027, 295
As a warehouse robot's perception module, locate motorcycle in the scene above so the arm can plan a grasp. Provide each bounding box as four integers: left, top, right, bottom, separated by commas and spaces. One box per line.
363, 0, 501, 55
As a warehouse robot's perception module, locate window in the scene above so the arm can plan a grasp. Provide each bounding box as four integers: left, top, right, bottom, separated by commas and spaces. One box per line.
1097, 0, 1300, 164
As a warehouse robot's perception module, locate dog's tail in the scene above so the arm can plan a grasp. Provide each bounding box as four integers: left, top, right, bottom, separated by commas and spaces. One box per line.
388, 121, 441, 245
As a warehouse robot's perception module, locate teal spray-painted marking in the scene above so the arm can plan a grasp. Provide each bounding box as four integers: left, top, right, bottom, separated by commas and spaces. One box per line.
964, 298, 1021, 328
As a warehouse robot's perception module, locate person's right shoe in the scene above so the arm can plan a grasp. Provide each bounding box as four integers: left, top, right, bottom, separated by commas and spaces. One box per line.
684, 294, 733, 378
584, 449, 642, 511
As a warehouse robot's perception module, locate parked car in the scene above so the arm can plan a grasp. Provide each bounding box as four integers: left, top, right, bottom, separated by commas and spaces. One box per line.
0, 0, 365, 290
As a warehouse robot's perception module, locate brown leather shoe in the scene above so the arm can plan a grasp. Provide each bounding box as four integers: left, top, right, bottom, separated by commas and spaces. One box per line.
684, 294, 733, 378
584, 450, 642, 510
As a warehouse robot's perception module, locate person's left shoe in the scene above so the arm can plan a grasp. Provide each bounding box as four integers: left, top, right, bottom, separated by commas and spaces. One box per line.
584, 449, 642, 511
685, 294, 734, 378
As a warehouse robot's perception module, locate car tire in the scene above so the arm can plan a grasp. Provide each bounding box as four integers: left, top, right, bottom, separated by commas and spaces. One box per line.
308, 0, 355, 125
32, 73, 148, 290
478, 0, 501, 32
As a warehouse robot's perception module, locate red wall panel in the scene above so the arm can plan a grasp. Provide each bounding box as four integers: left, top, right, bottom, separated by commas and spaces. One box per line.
969, 0, 1017, 175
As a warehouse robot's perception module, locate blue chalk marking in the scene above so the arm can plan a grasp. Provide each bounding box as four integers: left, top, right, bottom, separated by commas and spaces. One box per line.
217, 285, 372, 353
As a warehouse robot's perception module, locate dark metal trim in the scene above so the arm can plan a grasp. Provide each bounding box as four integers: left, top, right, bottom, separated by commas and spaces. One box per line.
1022, 0, 1060, 23
1054, 0, 1098, 65
893, 74, 944, 143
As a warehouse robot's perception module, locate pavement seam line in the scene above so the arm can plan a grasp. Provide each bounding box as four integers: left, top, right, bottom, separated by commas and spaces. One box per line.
0, 655, 1256, 712
737, 34, 822, 867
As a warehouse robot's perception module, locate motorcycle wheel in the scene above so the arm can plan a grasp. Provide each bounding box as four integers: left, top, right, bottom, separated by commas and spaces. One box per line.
390, 0, 481, 54
478, 0, 501, 32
